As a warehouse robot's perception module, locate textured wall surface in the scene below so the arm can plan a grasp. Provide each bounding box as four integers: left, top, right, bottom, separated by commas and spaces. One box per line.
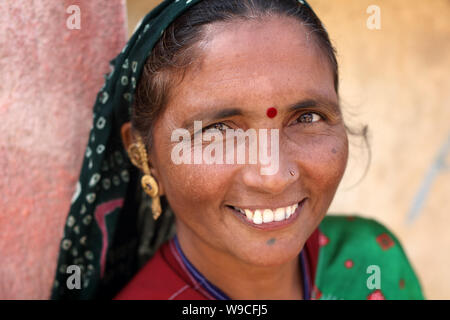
0, 0, 127, 299
126, 0, 450, 299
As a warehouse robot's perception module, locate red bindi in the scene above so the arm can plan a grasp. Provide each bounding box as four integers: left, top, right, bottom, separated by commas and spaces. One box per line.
266, 107, 277, 118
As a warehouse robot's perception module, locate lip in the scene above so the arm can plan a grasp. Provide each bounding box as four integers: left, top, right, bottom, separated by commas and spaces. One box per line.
226, 198, 307, 231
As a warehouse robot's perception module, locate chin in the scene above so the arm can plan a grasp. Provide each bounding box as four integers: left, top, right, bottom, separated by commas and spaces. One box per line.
232, 237, 306, 268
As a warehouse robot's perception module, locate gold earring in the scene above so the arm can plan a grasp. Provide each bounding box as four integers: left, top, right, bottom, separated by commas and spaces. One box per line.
126, 134, 162, 220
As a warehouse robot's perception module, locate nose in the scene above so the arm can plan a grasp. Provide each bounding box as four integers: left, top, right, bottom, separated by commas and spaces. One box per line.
241, 154, 297, 195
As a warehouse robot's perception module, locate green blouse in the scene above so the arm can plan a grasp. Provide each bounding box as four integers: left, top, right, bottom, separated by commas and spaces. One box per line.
314, 215, 424, 300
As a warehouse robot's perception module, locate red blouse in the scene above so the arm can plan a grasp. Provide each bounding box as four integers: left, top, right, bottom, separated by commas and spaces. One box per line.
115, 229, 319, 300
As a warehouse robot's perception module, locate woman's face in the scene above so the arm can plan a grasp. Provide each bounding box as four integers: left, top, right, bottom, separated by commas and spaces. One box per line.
150, 16, 348, 267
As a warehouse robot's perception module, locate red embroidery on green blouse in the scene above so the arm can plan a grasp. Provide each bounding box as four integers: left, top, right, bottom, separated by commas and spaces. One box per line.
367, 289, 385, 300
399, 279, 405, 289
344, 259, 354, 269
376, 233, 395, 250
311, 285, 322, 300
318, 231, 329, 247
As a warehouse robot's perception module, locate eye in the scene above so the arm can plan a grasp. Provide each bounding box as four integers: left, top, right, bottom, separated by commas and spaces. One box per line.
202, 122, 231, 133
295, 112, 323, 125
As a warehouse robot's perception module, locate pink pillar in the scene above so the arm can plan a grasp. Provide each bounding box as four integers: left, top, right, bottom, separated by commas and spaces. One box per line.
0, 0, 127, 299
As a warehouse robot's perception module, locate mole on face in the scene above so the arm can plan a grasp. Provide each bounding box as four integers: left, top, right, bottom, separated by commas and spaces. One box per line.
266, 238, 276, 245
331, 148, 337, 154
266, 107, 277, 119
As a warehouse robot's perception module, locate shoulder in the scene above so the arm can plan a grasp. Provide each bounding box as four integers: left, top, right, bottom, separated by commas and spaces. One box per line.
313, 214, 424, 300
114, 241, 206, 300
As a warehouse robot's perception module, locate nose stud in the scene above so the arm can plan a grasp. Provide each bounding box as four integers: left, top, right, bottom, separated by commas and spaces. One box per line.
289, 169, 295, 177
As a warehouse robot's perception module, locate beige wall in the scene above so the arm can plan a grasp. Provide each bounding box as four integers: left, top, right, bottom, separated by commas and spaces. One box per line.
313, 0, 450, 300
127, 0, 450, 299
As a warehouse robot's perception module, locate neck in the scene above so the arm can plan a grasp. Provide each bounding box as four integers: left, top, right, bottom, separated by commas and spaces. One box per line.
176, 227, 304, 300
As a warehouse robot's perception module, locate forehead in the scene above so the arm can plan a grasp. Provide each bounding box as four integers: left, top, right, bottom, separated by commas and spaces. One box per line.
167, 16, 336, 115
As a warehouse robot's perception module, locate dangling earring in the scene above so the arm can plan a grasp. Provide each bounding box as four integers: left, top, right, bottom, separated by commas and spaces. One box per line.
126, 134, 162, 220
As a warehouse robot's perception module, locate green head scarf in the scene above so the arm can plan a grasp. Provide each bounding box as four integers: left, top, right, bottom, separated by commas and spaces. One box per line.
51, 0, 313, 300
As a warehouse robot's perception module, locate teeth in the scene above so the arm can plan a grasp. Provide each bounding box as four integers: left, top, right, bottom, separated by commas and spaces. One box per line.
263, 209, 274, 223
286, 206, 292, 218
274, 207, 286, 221
253, 210, 263, 224
232, 202, 302, 225
288, 204, 298, 218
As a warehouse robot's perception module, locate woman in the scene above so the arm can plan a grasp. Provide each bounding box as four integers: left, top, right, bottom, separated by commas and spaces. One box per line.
51, 0, 424, 300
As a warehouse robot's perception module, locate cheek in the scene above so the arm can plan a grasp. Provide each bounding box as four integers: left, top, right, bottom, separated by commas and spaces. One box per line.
152, 140, 233, 217
150, 120, 239, 238
290, 127, 349, 199
163, 162, 234, 206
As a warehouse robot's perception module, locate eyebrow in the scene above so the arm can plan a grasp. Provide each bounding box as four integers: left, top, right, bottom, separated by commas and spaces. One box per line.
288, 98, 340, 114
181, 107, 243, 131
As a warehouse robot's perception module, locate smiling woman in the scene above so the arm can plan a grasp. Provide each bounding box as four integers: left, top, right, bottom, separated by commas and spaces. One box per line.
51, 0, 424, 300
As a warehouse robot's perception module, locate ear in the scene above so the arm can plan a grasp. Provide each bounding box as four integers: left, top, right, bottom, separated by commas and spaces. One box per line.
120, 122, 165, 196
120, 121, 134, 151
